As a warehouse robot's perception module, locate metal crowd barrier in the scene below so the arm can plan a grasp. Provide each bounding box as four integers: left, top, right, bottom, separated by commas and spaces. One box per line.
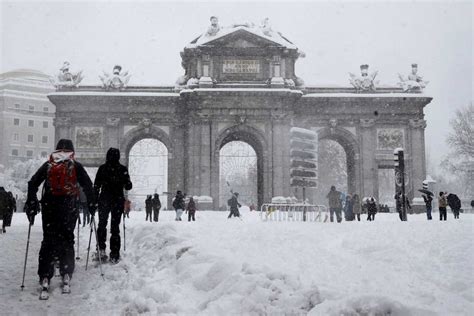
260, 203, 328, 222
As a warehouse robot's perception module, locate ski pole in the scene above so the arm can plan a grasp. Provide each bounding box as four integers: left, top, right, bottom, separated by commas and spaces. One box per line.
85, 220, 93, 270
76, 213, 80, 260
123, 213, 126, 252
20, 223, 32, 291
92, 217, 105, 280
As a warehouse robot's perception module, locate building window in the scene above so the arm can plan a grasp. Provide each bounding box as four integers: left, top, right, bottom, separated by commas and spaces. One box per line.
13, 118, 20, 126
29, 105, 35, 113
43, 106, 49, 112
28, 134, 34, 142
26, 150, 33, 158
28, 120, 34, 127
41, 151, 48, 158
12, 149, 18, 156
42, 136, 48, 144
15, 103, 20, 109
43, 121, 48, 128
12, 133, 19, 141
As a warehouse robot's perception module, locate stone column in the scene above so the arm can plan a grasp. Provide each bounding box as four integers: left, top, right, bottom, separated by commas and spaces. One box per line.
359, 119, 377, 198
186, 116, 212, 198
409, 119, 427, 197
169, 123, 186, 207
54, 117, 72, 144
271, 116, 291, 198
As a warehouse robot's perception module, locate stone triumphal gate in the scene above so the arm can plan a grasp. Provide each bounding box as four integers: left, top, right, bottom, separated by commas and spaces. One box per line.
48, 21, 432, 208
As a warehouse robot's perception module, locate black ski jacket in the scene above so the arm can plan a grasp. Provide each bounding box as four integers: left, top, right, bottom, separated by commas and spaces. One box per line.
94, 148, 132, 202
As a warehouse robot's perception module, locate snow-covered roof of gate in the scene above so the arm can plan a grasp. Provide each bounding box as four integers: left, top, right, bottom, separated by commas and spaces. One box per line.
186, 24, 298, 49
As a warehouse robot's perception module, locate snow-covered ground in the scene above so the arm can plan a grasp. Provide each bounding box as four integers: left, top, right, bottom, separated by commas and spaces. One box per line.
1, 210, 473, 315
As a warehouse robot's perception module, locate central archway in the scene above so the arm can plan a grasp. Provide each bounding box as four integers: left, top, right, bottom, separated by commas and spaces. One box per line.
214, 125, 267, 209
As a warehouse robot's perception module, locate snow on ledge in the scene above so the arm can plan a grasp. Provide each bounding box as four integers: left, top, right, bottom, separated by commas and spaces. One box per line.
303, 93, 430, 98
48, 91, 180, 97
180, 88, 303, 94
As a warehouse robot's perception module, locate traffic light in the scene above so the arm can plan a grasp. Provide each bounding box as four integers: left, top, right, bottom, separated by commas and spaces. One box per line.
393, 148, 404, 169
290, 127, 318, 188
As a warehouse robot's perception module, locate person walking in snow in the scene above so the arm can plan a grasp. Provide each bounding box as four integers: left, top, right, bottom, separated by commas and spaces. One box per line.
94, 148, 133, 263
327, 186, 343, 223
227, 192, 242, 218
343, 195, 353, 221
352, 194, 361, 221
422, 193, 433, 220
0, 186, 11, 233
172, 190, 185, 221
186, 197, 197, 221
25, 139, 95, 294
145, 195, 152, 222
438, 191, 448, 221
366, 197, 377, 221
152, 193, 161, 222
447, 193, 461, 219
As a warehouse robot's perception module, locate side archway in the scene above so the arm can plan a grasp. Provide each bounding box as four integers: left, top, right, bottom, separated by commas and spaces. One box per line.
317, 127, 360, 196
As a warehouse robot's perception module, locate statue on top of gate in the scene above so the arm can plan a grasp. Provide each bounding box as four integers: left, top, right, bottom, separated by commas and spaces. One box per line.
398, 63, 429, 92
99, 65, 131, 90
349, 64, 378, 92
206, 16, 221, 37
50, 61, 84, 88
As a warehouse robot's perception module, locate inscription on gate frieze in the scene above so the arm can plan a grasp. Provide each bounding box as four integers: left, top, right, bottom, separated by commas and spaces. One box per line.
222, 59, 260, 74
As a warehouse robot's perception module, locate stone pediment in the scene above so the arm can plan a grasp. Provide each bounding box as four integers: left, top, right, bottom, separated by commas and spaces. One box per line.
187, 27, 297, 50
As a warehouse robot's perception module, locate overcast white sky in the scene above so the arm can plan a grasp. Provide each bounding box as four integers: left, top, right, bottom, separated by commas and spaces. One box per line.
1, 0, 472, 166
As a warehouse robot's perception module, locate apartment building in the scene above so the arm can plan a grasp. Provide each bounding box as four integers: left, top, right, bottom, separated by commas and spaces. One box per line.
0, 69, 55, 172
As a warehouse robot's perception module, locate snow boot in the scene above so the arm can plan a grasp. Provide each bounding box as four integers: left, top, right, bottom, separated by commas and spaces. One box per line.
39, 278, 49, 300
62, 274, 71, 294
109, 257, 120, 265
94, 249, 108, 262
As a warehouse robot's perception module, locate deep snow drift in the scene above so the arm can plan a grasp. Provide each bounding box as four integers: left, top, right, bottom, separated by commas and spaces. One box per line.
0, 211, 473, 315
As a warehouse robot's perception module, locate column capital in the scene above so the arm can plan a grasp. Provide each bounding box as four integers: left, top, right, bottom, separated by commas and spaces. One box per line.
409, 118, 427, 129
360, 118, 376, 128
106, 117, 121, 127
54, 117, 71, 127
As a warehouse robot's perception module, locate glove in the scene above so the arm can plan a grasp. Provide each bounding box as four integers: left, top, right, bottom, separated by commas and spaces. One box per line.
89, 203, 98, 217
24, 199, 39, 224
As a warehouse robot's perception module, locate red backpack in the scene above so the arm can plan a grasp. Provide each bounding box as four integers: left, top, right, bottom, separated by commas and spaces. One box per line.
47, 151, 79, 197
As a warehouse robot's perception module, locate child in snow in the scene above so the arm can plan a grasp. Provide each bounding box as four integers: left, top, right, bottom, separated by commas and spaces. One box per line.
186, 197, 197, 221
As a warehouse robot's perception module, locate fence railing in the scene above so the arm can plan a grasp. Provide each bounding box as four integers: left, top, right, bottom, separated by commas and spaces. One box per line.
260, 203, 328, 222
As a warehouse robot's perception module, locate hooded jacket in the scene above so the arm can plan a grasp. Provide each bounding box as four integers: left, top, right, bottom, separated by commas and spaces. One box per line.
94, 148, 132, 201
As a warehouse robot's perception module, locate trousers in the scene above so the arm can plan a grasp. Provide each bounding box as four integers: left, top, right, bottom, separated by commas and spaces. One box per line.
97, 199, 123, 260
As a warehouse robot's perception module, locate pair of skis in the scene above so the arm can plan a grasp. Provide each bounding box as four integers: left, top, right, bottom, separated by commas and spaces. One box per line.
39, 275, 70, 300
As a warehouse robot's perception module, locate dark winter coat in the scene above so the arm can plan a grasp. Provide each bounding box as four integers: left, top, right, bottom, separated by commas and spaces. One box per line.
327, 189, 342, 208
422, 195, 433, 208
447, 194, 461, 210
94, 148, 132, 203
228, 196, 241, 211
0, 187, 10, 220
187, 199, 197, 212
145, 196, 152, 212
27, 151, 95, 208
173, 193, 185, 210
367, 200, 377, 215
152, 194, 161, 211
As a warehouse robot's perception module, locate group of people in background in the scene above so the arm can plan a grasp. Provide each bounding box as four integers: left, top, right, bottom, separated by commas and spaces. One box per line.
327, 186, 377, 222
328, 185, 464, 223
145, 193, 161, 222
0, 187, 16, 233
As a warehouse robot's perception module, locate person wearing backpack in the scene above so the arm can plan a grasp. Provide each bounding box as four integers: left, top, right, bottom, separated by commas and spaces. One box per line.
25, 139, 95, 295
94, 148, 132, 263
227, 192, 241, 218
